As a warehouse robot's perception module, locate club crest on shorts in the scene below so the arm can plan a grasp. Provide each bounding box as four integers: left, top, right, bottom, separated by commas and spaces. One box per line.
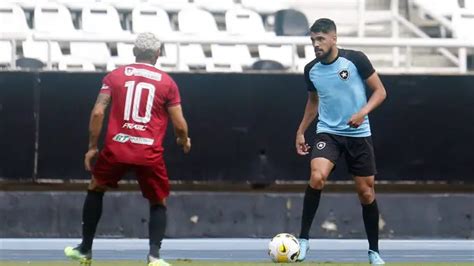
316, 141, 326, 150
338, 69, 349, 80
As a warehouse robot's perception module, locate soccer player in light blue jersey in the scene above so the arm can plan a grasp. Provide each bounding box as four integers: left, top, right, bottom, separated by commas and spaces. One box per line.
295, 18, 387, 265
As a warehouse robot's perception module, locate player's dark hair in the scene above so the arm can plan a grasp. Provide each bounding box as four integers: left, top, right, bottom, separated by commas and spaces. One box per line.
310, 18, 337, 34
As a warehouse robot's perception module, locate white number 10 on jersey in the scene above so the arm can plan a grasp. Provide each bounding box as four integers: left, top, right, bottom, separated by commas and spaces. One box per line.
124, 81, 155, 124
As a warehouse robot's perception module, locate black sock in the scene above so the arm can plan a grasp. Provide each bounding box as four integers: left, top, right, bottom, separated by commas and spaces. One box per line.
362, 199, 379, 253
299, 185, 322, 239
80, 190, 104, 253
149, 204, 167, 258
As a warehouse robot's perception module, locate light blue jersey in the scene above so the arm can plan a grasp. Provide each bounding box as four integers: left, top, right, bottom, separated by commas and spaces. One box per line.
304, 48, 375, 137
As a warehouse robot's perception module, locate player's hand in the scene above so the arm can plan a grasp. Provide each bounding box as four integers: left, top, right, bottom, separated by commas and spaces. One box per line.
347, 112, 365, 128
84, 148, 99, 171
296, 133, 310, 155
177, 137, 191, 154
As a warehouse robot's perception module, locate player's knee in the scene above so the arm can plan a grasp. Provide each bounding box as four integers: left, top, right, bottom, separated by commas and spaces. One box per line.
358, 189, 375, 204
149, 198, 166, 207
88, 180, 107, 192
309, 169, 327, 189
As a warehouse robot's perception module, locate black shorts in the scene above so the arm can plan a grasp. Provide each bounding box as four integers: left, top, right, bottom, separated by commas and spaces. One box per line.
311, 133, 377, 176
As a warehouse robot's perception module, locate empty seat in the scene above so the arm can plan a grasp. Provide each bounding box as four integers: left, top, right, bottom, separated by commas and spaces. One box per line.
452, 10, 474, 41
58, 58, 95, 71
70, 42, 110, 65
226, 7, 291, 66
81, 3, 123, 33
240, 0, 289, 14
225, 7, 266, 35
178, 43, 210, 70
0, 41, 13, 65
70, 3, 122, 66
178, 7, 219, 34
413, 0, 460, 17
274, 9, 309, 36
304, 45, 315, 61
193, 0, 235, 13
117, 42, 134, 59
100, 0, 143, 10
207, 62, 242, 72
178, 7, 220, 70
109, 42, 134, 69
466, 0, 474, 10
54, 0, 97, 10
291, 0, 362, 36
147, 0, 190, 12
0, 3, 29, 34
22, 40, 63, 63
132, 4, 172, 37
211, 44, 253, 69
258, 44, 294, 68
34, 2, 76, 33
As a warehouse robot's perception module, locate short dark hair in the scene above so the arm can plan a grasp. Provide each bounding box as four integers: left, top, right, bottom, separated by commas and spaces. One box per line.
310, 18, 337, 34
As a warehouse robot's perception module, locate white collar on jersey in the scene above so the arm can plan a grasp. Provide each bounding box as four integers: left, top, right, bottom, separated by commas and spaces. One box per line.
133, 62, 156, 67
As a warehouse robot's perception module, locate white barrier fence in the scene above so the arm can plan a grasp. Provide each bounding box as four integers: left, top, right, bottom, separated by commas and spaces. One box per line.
1, 32, 473, 73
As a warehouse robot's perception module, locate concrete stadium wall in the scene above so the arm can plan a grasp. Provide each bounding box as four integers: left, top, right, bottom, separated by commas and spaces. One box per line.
1, 191, 472, 238
1, 72, 473, 182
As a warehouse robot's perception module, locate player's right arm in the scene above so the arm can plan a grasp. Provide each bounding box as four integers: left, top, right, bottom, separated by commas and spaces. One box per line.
168, 104, 191, 154
296, 91, 319, 155
85, 92, 111, 171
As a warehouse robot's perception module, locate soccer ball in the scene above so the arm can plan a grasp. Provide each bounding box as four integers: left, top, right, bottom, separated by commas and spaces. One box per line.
268, 233, 300, 263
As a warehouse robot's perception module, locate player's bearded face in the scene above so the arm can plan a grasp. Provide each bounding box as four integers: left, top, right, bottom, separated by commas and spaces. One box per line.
310, 31, 336, 60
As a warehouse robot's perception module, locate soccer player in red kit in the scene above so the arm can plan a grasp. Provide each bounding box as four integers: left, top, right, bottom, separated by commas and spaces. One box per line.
64, 32, 190, 266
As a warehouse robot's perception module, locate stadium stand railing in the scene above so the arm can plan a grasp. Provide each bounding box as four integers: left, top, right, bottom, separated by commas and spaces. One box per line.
0, 0, 473, 73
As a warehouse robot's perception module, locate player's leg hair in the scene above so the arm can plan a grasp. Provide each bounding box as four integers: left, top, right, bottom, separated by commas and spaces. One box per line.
149, 199, 167, 258
354, 175, 379, 252
300, 158, 334, 239
80, 176, 107, 253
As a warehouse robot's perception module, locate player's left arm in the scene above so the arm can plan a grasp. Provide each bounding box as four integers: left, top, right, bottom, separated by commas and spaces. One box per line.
85, 92, 111, 171
348, 52, 387, 128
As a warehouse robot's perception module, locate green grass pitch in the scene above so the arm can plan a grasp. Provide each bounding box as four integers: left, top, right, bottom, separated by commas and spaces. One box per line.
0, 261, 472, 266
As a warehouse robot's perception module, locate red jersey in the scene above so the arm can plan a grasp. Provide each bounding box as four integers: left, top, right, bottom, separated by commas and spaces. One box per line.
99, 63, 181, 165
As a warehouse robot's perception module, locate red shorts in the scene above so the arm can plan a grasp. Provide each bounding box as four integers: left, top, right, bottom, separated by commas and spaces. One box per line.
92, 151, 170, 204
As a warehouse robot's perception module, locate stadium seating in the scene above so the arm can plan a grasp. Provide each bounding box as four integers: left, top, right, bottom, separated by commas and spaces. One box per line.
0, 41, 13, 66
466, 0, 474, 10
70, 3, 125, 67
55, 0, 97, 10
147, 0, 190, 13
0, 2, 29, 34
225, 7, 268, 36
452, 9, 474, 41
240, 0, 289, 15
210, 44, 252, 71
0, 3, 28, 66
258, 44, 294, 68
177, 7, 221, 70
413, 0, 460, 17
274, 9, 309, 36
193, 0, 235, 13
22, 40, 63, 64
132, 4, 172, 37
81, 3, 124, 33
0, 0, 470, 73
58, 58, 95, 71
100, 0, 144, 11
33, 2, 75, 33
